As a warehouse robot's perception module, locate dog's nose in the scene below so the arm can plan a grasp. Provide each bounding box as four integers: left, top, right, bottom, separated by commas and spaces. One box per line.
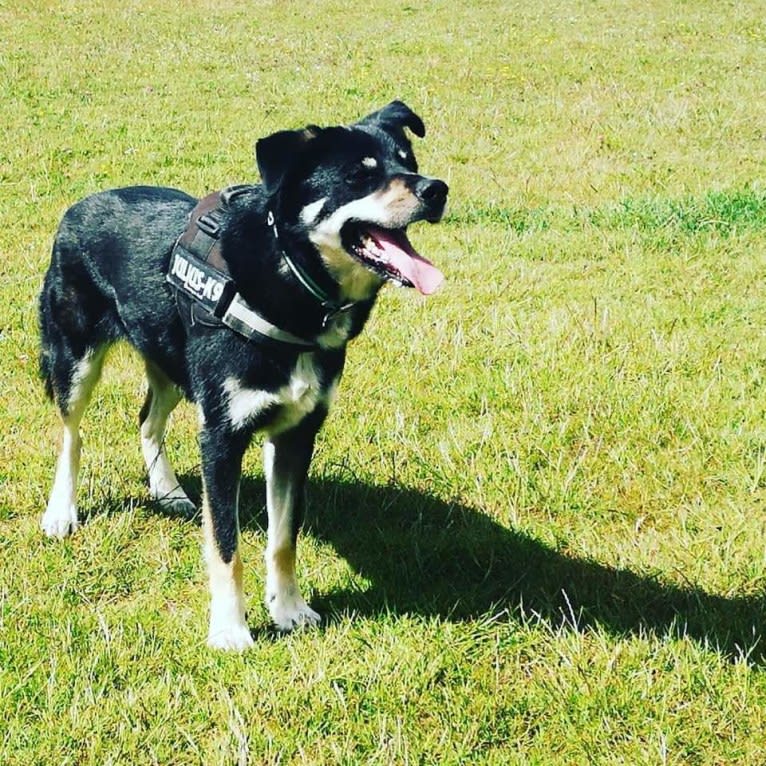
415, 178, 449, 206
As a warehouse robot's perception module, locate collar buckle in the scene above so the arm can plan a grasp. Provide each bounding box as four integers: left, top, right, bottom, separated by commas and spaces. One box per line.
321, 302, 356, 329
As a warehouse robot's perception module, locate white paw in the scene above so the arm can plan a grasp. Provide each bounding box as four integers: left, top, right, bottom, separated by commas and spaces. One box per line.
207, 621, 254, 651
268, 593, 321, 632
41, 504, 79, 539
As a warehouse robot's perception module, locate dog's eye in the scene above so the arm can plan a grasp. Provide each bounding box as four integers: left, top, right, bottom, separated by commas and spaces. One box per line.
344, 159, 378, 187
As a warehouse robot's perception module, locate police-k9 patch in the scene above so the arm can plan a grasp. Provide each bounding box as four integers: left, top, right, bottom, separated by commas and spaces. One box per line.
166, 245, 235, 317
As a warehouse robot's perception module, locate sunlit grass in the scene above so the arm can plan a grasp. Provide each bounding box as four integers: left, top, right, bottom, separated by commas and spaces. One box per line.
3, 0, 766, 763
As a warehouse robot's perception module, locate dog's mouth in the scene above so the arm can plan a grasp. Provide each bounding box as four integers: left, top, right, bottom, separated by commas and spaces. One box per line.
341, 223, 444, 295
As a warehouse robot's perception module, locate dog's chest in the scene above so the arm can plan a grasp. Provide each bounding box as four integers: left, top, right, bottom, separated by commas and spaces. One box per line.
224, 354, 330, 434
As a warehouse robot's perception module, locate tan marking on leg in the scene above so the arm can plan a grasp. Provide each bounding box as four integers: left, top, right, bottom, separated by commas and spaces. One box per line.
272, 545, 296, 581
202, 494, 253, 651
263, 439, 320, 630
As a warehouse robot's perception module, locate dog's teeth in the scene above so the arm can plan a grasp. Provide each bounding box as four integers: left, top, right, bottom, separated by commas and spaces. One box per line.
363, 239, 387, 262
363, 238, 383, 258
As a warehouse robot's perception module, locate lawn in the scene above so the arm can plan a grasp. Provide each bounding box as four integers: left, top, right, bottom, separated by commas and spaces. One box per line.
2, 0, 766, 763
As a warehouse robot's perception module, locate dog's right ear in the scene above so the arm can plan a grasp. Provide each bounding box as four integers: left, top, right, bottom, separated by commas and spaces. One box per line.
357, 101, 426, 139
255, 125, 322, 194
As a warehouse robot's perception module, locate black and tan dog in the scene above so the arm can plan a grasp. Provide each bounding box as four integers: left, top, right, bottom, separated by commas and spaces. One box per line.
38, 101, 448, 649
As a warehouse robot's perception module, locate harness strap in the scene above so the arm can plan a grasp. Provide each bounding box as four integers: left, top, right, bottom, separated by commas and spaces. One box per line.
166, 187, 317, 350
222, 294, 316, 346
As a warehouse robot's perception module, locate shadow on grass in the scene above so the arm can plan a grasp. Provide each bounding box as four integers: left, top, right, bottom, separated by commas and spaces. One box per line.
242, 479, 766, 665
172, 472, 765, 664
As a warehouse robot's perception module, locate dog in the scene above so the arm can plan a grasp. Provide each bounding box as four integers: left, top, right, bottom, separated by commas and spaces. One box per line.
38, 101, 448, 649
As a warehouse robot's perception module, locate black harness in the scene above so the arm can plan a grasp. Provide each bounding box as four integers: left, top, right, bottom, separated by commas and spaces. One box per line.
166, 186, 353, 350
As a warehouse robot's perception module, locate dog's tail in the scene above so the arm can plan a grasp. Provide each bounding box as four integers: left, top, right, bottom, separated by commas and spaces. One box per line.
38, 274, 55, 401
39, 356, 54, 401
38, 327, 54, 401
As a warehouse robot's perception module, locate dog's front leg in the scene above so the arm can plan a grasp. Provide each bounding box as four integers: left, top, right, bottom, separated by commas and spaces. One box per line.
200, 426, 254, 651
264, 411, 325, 631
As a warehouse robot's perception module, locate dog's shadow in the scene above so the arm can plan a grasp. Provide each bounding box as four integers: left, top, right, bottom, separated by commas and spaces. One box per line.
178, 472, 765, 663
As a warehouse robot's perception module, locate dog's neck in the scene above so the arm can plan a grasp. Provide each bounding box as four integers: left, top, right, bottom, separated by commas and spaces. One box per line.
220, 194, 379, 349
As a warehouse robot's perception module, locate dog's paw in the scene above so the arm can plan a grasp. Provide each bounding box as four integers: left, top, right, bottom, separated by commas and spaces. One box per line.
269, 594, 321, 632
151, 483, 196, 517
156, 495, 197, 519
207, 621, 254, 652
40, 504, 79, 539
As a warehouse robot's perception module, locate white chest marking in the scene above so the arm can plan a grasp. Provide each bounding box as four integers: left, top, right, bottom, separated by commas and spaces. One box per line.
224, 380, 279, 430
223, 355, 329, 434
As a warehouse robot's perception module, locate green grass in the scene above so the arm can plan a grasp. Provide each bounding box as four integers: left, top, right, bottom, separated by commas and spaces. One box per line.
3, 0, 766, 763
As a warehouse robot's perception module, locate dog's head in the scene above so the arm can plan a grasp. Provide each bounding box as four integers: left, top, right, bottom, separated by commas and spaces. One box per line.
255, 101, 448, 301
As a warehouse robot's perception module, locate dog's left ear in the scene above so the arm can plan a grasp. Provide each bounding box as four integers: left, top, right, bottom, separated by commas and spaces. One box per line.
357, 100, 426, 139
255, 125, 322, 194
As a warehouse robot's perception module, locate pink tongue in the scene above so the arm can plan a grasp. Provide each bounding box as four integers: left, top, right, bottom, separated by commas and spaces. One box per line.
369, 227, 445, 295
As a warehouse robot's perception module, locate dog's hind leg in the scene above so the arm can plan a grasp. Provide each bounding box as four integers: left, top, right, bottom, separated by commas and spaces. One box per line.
140, 361, 194, 516
263, 412, 325, 632
41, 345, 107, 538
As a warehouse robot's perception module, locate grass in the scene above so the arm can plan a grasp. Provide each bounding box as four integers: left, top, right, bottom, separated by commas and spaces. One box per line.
3, 0, 766, 763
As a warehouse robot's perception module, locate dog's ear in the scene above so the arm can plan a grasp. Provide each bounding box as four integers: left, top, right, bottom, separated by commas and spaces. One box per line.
255, 125, 322, 193
357, 100, 426, 139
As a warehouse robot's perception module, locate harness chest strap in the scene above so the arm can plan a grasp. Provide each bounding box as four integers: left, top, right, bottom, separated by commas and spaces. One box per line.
222, 294, 317, 347
166, 187, 317, 349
